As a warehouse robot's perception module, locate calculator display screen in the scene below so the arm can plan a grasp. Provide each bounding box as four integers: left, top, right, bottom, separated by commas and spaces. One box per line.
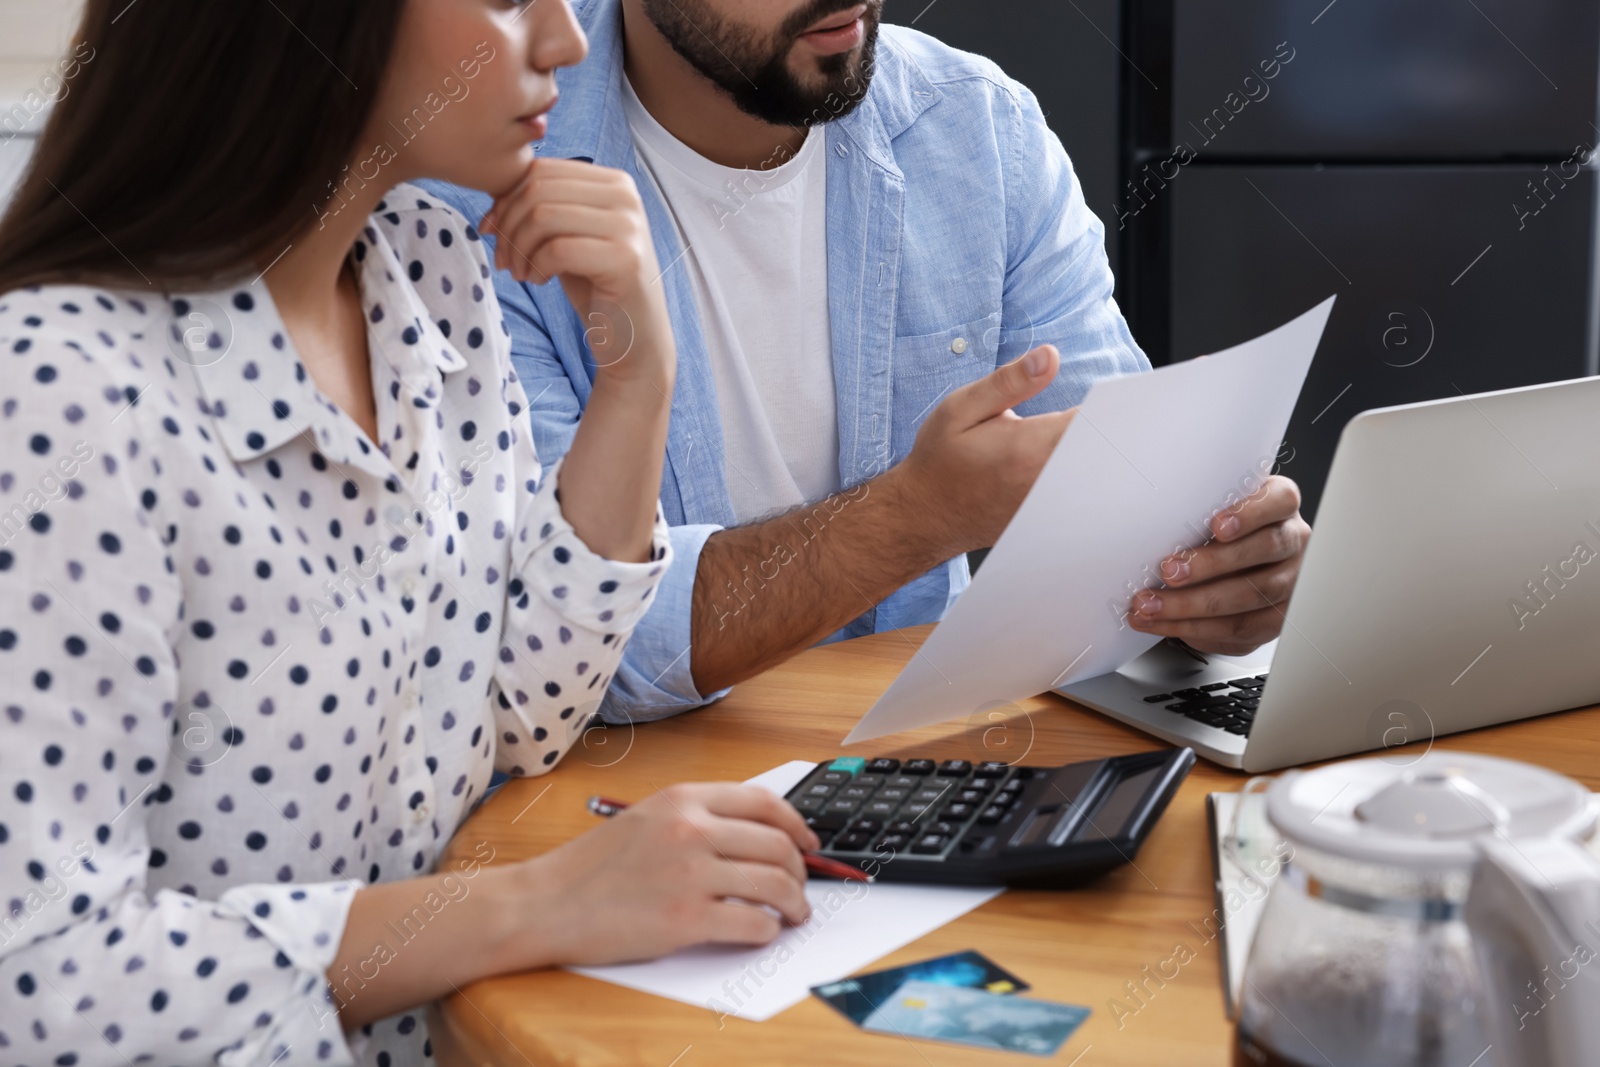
1074, 765, 1162, 842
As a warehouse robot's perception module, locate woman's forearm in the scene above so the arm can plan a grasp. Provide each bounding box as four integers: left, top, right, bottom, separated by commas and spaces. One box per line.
330, 852, 548, 1030
555, 353, 674, 564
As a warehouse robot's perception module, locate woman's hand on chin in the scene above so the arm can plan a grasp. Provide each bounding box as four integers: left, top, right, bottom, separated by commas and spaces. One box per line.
481, 159, 676, 396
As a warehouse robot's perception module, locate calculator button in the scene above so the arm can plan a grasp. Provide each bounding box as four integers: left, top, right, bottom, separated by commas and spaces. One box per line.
929, 820, 959, 837
876, 833, 910, 853
903, 759, 936, 775
956, 789, 987, 805
912, 787, 950, 804
941, 803, 975, 821
937, 759, 973, 777
827, 798, 862, 814
805, 812, 850, 832
878, 787, 909, 802
866, 758, 900, 774
841, 785, 873, 800
962, 778, 995, 793
804, 783, 834, 797
888, 775, 920, 789
791, 795, 826, 813
911, 833, 949, 855
1142, 693, 1173, 703
888, 820, 919, 836
865, 800, 899, 817
828, 757, 867, 776
819, 772, 849, 785
974, 762, 1010, 779
833, 831, 873, 851
977, 804, 1008, 825
855, 774, 885, 789
848, 818, 883, 835
999, 778, 1025, 794
959, 833, 998, 855
990, 790, 1019, 808
901, 802, 931, 817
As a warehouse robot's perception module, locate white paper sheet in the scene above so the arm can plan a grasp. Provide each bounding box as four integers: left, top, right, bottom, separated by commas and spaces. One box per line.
568, 761, 1003, 1021
844, 297, 1335, 745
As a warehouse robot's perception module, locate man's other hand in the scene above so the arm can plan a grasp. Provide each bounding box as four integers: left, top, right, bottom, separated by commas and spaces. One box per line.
1127, 475, 1310, 656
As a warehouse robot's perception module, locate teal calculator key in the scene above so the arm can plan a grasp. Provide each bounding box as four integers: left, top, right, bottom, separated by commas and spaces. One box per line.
827, 757, 866, 776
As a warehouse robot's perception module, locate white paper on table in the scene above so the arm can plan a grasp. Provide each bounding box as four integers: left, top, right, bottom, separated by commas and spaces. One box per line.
568, 761, 1003, 1021
845, 296, 1334, 745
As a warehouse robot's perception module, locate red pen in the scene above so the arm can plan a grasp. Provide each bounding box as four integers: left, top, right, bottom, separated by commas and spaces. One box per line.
587, 795, 874, 883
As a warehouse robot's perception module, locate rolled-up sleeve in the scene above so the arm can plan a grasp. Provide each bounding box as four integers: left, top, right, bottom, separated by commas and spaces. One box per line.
595, 520, 731, 724
488, 450, 677, 769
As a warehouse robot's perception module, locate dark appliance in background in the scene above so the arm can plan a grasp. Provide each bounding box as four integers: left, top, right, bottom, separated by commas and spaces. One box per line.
893, 1, 1600, 522
1124, 1, 1600, 520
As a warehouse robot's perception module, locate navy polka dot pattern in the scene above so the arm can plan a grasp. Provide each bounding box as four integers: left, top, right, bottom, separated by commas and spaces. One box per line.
0, 185, 671, 1067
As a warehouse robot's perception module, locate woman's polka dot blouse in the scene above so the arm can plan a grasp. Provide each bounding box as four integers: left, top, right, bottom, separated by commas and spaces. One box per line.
0, 186, 672, 1067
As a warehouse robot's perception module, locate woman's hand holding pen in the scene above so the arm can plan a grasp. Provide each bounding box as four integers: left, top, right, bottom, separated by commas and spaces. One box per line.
506, 783, 820, 968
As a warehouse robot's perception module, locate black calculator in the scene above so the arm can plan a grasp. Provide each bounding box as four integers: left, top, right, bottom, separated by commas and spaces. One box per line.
782, 748, 1194, 888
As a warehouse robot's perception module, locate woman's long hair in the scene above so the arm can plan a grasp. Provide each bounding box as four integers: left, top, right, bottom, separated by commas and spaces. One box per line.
0, 0, 407, 294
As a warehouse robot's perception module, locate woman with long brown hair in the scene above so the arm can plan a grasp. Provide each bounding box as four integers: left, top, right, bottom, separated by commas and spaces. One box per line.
0, 2, 814, 1064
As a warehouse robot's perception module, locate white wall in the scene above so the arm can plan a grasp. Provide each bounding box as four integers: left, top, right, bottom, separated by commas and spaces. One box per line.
0, 0, 82, 62
0, 0, 84, 210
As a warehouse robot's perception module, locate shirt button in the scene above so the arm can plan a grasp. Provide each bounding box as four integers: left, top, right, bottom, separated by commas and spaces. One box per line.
384, 504, 407, 525
404, 691, 420, 711
413, 804, 431, 824
951, 337, 969, 355
400, 578, 417, 596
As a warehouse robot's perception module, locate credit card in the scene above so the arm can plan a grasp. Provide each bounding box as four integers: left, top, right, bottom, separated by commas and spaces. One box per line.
861, 980, 1091, 1056
810, 950, 1030, 1025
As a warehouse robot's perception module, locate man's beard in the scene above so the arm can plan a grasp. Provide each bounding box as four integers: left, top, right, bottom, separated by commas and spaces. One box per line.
639, 0, 882, 128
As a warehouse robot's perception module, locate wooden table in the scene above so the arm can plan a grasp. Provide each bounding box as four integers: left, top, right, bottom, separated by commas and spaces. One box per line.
429, 626, 1600, 1066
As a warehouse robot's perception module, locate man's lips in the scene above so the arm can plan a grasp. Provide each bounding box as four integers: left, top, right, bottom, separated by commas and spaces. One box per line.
799, 5, 866, 35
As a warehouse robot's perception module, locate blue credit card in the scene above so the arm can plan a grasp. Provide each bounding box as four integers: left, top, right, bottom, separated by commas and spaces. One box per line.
861, 980, 1091, 1056
810, 950, 1030, 1025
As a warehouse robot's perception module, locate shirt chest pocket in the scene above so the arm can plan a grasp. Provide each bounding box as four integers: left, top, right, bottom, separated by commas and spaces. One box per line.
889, 310, 1003, 462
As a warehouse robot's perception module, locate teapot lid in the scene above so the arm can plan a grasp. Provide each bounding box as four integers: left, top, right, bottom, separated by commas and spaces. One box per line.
1266, 752, 1595, 870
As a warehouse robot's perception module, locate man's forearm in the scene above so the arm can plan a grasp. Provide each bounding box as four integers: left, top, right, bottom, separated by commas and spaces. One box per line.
689, 466, 954, 693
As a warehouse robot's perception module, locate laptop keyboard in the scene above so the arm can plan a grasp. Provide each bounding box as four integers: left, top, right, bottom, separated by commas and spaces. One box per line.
1140, 674, 1268, 737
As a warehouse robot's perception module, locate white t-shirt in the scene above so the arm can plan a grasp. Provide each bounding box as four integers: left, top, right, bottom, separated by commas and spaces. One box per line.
622, 77, 839, 524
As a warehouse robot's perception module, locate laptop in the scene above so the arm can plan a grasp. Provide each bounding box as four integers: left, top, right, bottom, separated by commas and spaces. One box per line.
1059, 374, 1600, 771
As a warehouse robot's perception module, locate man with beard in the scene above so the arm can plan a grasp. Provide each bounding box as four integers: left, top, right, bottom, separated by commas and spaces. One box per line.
424, 0, 1310, 722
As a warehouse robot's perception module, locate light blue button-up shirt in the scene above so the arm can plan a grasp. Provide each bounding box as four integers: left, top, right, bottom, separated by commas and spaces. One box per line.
422, 0, 1148, 723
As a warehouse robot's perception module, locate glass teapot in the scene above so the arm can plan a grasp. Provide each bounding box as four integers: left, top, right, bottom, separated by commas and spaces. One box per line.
1235, 752, 1600, 1067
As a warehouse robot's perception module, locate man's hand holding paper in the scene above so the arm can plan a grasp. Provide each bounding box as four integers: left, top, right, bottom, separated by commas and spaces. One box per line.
1128, 474, 1311, 655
